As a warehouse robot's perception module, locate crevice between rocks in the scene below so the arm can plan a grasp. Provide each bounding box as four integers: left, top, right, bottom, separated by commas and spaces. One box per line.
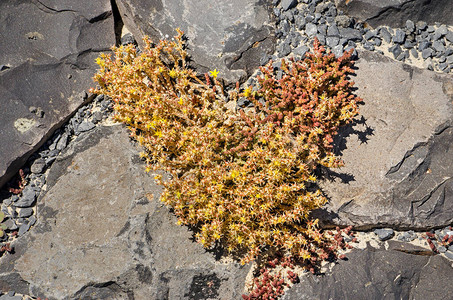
110, 0, 124, 46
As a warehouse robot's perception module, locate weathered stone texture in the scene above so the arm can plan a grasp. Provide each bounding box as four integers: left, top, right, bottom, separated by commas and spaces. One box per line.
335, 0, 453, 28
319, 50, 453, 229
115, 0, 276, 83
0, 0, 115, 189
283, 241, 453, 300
4, 125, 249, 299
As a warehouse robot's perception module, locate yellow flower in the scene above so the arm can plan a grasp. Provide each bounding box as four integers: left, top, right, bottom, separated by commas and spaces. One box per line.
209, 69, 219, 78
169, 69, 178, 78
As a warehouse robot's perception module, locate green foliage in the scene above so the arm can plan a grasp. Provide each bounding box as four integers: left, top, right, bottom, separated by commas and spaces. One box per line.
91, 30, 361, 265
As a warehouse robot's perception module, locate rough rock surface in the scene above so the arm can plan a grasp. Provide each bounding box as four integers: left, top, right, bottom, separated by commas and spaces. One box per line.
319, 50, 453, 229
0, 125, 249, 299
115, 0, 276, 83
335, 0, 453, 28
283, 241, 453, 300
0, 0, 115, 189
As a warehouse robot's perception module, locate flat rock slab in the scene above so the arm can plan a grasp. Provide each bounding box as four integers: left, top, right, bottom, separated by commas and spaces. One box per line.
0, 0, 115, 189
0, 125, 249, 299
283, 240, 453, 299
319, 50, 453, 229
335, 0, 453, 28
115, 0, 276, 83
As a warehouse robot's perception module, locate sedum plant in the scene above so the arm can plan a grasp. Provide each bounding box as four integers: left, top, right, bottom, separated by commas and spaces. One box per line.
91, 29, 361, 266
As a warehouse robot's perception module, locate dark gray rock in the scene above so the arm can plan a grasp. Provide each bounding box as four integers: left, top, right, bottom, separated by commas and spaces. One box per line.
294, 45, 310, 57
378, 27, 392, 43
335, 0, 453, 28
327, 24, 340, 37
18, 208, 33, 218
410, 48, 419, 58
120, 33, 136, 46
7, 125, 250, 299
389, 44, 402, 59
363, 41, 374, 51
319, 50, 453, 229
305, 23, 318, 37
432, 40, 446, 53
374, 228, 394, 241
277, 42, 292, 57
418, 40, 431, 51
392, 29, 406, 44
30, 158, 45, 174
327, 36, 340, 48
115, 0, 275, 84
446, 31, 453, 43
14, 187, 36, 208
0, 0, 115, 190
416, 21, 428, 32
422, 48, 435, 59
281, 0, 298, 11
363, 30, 376, 40
3, 219, 17, 231
283, 241, 453, 300
332, 45, 344, 58
76, 121, 95, 133
339, 27, 362, 41
335, 15, 353, 28
405, 20, 415, 33
17, 222, 30, 237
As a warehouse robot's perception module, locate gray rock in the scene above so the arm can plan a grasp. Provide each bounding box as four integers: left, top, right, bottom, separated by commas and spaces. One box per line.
327, 36, 340, 48
339, 27, 362, 41
335, 0, 453, 28
18, 208, 33, 218
363, 41, 374, 51
389, 44, 402, 58
437, 25, 448, 37
393, 29, 406, 44
283, 242, 453, 300
411, 48, 419, 58
30, 158, 46, 174
14, 187, 36, 208
319, 50, 453, 229
315, 34, 326, 45
432, 40, 446, 53
438, 246, 447, 253
379, 27, 392, 43
335, 15, 353, 28
372, 37, 382, 46
121, 33, 136, 46
0, 295, 22, 300
416, 21, 428, 32
3, 219, 18, 231
447, 55, 453, 64
446, 31, 453, 43
427, 25, 436, 33
374, 228, 394, 241
363, 30, 376, 40
422, 48, 435, 59
28, 215, 36, 227
0, 0, 115, 190
281, 0, 298, 11
333, 45, 345, 58
9, 125, 250, 299
327, 24, 340, 37
296, 15, 306, 30
115, 0, 275, 84
17, 222, 30, 236
56, 132, 69, 151
445, 251, 453, 260
405, 20, 415, 33
294, 45, 310, 58
76, 121, 95, 133
397, 231, 416, 242
277, 42, 292, 57
317, 24, 327, 36
305, 23, 318, 37
418, 40, 431, 51
403, 40, 416, 49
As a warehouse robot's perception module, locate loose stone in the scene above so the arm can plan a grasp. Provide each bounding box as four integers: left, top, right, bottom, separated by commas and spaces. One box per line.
374, 228, 394, 241
393, 29, 406, 44
14, 187, 36, 208
379, 27, 392, 43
